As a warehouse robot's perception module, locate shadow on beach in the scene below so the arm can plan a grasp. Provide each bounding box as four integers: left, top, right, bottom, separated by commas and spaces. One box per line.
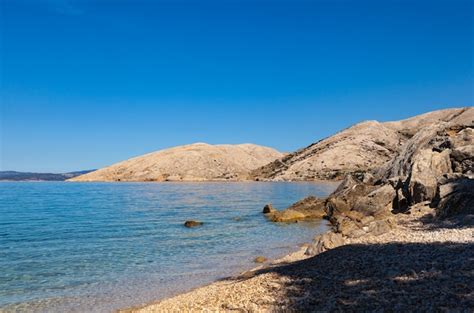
233, 241, 473, 311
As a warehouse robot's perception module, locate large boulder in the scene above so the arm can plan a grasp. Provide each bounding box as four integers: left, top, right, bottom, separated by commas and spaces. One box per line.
330, 210, 393, 238
325, 174, 377, 219
324, 174, 395, 238
353, 184, 397, 218
432, 174, 474, 218
450, 145, 474, 174
407, 149, 452, 203
305, 231, 345, 256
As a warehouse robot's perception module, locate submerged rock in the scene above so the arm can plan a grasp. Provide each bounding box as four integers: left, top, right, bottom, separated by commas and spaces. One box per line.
184, 220, 203, 228
254, 256, 267, 263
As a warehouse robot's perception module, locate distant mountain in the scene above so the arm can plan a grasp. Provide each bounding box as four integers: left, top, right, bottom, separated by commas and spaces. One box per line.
0, 170, 95, 181
69, 143, 283, 182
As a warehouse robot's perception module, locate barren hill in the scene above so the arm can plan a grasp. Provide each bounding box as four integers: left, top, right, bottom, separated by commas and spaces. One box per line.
69, 143, 283, 182
251, 107, 473, 181
0, 170, 94, 181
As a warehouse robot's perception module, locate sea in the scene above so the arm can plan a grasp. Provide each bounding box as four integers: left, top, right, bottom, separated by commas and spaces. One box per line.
0, 181, 338, 312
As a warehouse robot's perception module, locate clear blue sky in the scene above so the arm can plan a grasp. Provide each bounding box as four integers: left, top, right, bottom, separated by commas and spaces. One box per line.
1, 0, 473, 172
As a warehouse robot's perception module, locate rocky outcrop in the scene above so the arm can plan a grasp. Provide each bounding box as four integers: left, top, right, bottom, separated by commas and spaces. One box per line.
69, 143, 283, 182
325, 174, 378, 219
380, 109, 473, 210
263, 196, 327, 222
252, 108, 471, 181
303, 108, 473, 255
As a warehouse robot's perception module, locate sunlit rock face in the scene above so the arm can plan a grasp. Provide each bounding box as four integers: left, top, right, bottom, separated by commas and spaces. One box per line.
252, 108, 472, 181
69, 143, 283, 182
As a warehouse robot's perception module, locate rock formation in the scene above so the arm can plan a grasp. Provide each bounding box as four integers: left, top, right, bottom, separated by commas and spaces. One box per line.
69, 143, 283, 182
252, 108, 471, 181
263, 196, 327, 222
264, 108, 473, 255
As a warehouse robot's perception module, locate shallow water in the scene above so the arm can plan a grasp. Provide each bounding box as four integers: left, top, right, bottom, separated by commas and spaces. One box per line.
0, 181, 338, 312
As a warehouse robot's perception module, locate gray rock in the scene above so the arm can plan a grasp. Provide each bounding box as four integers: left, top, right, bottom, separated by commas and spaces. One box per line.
336, 217, 361, 237
379, 118, 473, 207
325, 174, 377, 219
367, 220, 392, 236
353, 184, 396, 217
432, 175, 474, 218
450, 145, 474, 174
305, 231, 345, 256
407, 149, 452, 203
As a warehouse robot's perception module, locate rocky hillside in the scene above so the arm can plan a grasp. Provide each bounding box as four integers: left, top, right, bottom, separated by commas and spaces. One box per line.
69, 143, 283, 182
252, 108, 472, 181
267, 107, 472, 255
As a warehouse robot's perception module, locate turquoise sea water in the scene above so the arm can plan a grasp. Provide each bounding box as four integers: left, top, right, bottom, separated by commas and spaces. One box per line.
0, 182, 337, 312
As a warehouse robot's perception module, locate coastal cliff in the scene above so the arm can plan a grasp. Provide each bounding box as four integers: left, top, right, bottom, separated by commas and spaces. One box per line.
69, 143, 283, 182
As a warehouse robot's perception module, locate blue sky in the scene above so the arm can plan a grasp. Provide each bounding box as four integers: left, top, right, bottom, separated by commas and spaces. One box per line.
1, 0, 473, 172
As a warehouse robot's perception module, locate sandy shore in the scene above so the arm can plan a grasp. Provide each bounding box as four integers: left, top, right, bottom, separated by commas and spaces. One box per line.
124, 205, 473, 312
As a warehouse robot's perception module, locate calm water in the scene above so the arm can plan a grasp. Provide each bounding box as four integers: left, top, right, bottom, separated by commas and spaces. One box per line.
0, 182, 337, 312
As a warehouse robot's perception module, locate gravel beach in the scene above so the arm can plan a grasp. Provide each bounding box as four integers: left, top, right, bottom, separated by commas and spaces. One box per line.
125, 206, 474, 312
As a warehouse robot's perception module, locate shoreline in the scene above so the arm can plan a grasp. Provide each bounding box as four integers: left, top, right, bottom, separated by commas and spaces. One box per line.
1, 181, 335, 313
120, 241, 313, 313
65, 179, 343, 184
122, 205, 473, 312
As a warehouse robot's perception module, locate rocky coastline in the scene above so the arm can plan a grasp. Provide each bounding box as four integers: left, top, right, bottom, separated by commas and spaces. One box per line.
123, 107, 473, 312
